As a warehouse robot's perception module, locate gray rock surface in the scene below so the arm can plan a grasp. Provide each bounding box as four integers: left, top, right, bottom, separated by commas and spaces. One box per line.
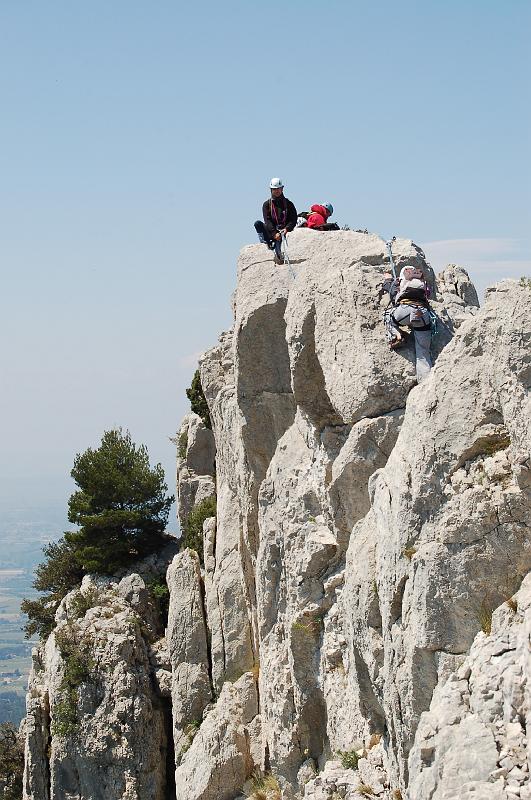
345, 278, 530, 789
23, 650, 50, 800
24, 576, 169, 800
166, 549, 212, 764
408, 571, 531, 799
173, 672, 260, 800
176, 412, 216, 528
24, 232, 531, 800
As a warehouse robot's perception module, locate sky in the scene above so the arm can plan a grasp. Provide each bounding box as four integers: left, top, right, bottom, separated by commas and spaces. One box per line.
1, 0, 530, 529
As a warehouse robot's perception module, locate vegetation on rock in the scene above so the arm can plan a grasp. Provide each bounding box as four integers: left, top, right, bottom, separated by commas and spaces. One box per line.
0, 722, 24, 800
22, 429, 174, 639
147, 577, 170, 627
186, 370, 211, 429
51, 625, 94, 737
245, 770, 281, 800
181, 496, 217, 566
178, 430, 188, 459
21, 538, 84, 639
339, 748, 359, 770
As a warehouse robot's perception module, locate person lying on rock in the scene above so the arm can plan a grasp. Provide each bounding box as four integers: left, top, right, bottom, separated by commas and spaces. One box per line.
382, 266, 433, 382
307, 203, 339, 231
254, 177, 297, 265
296, 203, 340, 231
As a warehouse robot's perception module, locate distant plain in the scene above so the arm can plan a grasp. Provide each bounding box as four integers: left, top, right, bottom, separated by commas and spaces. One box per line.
0, 505, 65, 723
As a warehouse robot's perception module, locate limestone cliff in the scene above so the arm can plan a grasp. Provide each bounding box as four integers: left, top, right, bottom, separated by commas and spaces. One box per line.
23, 230, 531, 800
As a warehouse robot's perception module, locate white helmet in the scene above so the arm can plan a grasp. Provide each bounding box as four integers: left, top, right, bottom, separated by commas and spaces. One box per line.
270, 177, 284, 189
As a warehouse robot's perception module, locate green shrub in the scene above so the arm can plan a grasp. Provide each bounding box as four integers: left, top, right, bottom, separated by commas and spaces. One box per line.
338, 749, 359, 770
178, 430, 188, 459
0, 722, 24, 800
519, 276, 531, 290
20, 596, 58, 640
21, 537, 85, 638
291, 615, 324, 637
70, 587, 101, 620
181, 497, 217, 566
147, 578, 170, 627
51, 689, 79, 738
186, 370, 211, 429
51, 626, 94, 738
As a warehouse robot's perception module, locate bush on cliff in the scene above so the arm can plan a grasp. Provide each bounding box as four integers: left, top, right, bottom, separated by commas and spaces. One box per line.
0, 722, 24, 800
21, 539, 84, 639
22, 429, 174, 639
186, 369, 211, 429
181, 496, 217, 566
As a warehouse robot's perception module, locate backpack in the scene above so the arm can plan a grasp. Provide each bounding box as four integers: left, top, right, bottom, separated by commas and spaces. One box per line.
398, 282, 428, 303
379, 272, 429, 306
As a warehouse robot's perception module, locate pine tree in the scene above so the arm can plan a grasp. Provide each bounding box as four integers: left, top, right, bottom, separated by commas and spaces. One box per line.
22, 429, 174, 638
65, 429, 174, 574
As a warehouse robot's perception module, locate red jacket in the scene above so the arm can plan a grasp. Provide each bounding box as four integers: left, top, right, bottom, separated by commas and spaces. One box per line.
307, 204, 330, 229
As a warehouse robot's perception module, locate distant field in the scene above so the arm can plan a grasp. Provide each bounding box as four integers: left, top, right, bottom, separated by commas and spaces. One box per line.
0, 504, 64, 723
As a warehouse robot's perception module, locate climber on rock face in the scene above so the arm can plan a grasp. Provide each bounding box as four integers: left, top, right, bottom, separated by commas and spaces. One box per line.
382, 266, 433, 382
254, 178, 297, 265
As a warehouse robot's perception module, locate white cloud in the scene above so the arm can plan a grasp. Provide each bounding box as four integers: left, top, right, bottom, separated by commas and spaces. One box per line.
420, 238, 530, 299
421, 238, 523, 262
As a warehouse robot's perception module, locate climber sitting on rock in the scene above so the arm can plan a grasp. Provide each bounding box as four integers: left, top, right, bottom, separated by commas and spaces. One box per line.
254, 178, 297, 265
382, 266, 433, 382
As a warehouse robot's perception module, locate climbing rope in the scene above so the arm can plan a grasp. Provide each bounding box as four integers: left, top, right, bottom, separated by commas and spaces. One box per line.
281, 232, 295, 280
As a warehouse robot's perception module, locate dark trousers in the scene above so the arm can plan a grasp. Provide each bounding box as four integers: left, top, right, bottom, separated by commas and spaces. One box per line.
254, 221, 282, 258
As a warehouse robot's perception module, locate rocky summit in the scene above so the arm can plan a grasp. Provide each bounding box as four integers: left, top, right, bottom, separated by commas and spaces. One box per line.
22, 230, 531, 799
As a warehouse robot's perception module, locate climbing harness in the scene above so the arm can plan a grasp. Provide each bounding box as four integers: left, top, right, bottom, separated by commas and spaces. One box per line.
428, 309, 455, 340
281, 231, 295, 280
270, 197, 288, 229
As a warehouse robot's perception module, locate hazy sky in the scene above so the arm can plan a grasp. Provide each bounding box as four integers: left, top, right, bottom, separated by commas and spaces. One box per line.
1, 1, 530, 524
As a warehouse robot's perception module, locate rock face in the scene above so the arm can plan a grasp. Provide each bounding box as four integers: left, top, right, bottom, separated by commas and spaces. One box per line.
409, 572, 531, 800
174, 673, 259, 800
24, 575, 170, 800
23, 231, 531, 800
166, 549, 212, 764
176, 412, 216, 528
